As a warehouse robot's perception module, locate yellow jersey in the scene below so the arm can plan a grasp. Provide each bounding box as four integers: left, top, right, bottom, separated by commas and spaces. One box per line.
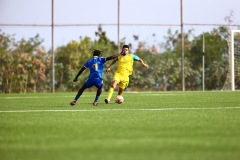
115, 54, 140, 76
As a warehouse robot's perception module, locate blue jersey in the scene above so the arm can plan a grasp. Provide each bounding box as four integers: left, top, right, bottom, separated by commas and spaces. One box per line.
84, 56, 106, 80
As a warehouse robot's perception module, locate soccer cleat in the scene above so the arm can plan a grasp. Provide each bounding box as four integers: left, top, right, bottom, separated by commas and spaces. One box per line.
93, 102, 98, 106
104, 98, 110, 104
70, 100, 76, 106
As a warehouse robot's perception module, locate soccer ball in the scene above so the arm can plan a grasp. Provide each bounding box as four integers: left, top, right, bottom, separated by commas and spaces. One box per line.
115, 95, 124, 104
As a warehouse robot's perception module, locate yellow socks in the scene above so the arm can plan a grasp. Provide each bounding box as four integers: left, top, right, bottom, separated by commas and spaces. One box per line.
107, 87, 114, 100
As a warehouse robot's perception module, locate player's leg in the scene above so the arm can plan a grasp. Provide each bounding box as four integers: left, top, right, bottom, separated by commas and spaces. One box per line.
118, 87, 124, 95
93, 86, 102, 106
70, 84, 88, 106
70, 79, 91, 106
117, 76, 129, 96
105, 80, 117, 104
93, 79, 103, 106
105, 74, 120, 103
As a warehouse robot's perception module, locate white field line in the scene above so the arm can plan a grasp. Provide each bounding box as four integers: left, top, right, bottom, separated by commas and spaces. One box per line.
0, 107, 240, 113
0, 96, 81, 99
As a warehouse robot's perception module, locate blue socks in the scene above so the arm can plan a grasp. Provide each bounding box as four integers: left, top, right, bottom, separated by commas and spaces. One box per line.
94, 96, 99, 102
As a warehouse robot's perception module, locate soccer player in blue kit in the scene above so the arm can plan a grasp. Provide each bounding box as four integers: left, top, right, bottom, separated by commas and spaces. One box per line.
70, 50, 120, 106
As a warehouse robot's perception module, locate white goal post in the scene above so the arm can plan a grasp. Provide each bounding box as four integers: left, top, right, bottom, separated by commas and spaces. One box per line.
231, 30, 240, 91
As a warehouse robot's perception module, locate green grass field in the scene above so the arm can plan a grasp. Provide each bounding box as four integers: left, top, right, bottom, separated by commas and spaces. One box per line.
0, 91, 240, 160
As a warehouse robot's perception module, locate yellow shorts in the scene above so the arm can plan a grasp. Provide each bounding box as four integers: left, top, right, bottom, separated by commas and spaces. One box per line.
113, 72, 129, 89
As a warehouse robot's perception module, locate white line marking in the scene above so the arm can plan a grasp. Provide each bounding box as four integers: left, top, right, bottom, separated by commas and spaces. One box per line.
144, 94, 177, 96
0, 96, 84, 99
0, 107, 240, 113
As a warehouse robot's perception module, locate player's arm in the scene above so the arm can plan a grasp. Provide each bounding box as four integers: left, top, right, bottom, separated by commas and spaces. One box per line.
138, 58, 149, 69
106, 59, 117, 73
73, 66, 87, 82
106, 53, 120, 61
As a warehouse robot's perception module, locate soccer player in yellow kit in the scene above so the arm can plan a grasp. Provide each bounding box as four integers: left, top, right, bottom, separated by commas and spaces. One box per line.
104, 45, 149, 104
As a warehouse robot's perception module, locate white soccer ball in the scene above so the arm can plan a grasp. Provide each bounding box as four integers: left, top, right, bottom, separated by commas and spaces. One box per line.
115, 95, 124, 104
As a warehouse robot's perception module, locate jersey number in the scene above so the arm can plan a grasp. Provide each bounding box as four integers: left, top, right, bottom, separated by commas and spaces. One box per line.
92, 63, 98, 71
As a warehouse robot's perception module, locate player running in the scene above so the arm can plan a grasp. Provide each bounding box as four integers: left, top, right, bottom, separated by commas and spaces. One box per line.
104, 45, 149, 104
70, 50, 120, 106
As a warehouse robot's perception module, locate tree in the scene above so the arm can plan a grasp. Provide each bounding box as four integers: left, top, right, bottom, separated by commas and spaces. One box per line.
190, 27, 228, 90
158, 28, 198, 90
54, 26, 118, 91
0, 26, 231, 93
0, 30, 50, 93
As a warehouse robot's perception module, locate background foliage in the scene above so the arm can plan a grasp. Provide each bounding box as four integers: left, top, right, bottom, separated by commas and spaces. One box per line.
0, 26, 229, 93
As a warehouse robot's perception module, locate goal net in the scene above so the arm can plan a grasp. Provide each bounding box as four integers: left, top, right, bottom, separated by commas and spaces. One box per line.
231, 30, 240, 91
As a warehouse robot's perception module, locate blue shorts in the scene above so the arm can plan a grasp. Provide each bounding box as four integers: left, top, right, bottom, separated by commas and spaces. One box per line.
84, 78, 103, 88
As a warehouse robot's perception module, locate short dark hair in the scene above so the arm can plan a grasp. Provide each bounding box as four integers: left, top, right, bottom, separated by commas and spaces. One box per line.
92, 50, 102, 56
122, 45, 129, 49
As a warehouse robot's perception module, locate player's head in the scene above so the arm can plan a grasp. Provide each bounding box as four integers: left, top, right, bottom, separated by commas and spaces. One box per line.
92, 50, 102, 57
122, 45, 129, 50
121, 45, 129, 55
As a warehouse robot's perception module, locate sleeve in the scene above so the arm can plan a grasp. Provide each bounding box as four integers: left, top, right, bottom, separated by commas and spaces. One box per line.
84, 60, 90, 68
101, 57, 106, 64
133, 55, 140, 61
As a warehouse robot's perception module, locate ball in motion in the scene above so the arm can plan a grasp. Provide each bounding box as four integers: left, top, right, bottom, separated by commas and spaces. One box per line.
115, 95, 124, 104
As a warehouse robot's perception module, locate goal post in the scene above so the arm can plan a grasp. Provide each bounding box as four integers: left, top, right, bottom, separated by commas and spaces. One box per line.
231, 30, 240, 91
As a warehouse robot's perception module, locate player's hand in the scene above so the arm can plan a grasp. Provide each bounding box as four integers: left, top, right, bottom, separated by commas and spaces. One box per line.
106, 67, 111, 73
73, 78, 78, 82
143, 63, 149, 69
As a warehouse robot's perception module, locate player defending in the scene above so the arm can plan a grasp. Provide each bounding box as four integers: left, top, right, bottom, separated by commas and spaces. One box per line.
104, 45, 149, 104
70, 50, 120, 106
